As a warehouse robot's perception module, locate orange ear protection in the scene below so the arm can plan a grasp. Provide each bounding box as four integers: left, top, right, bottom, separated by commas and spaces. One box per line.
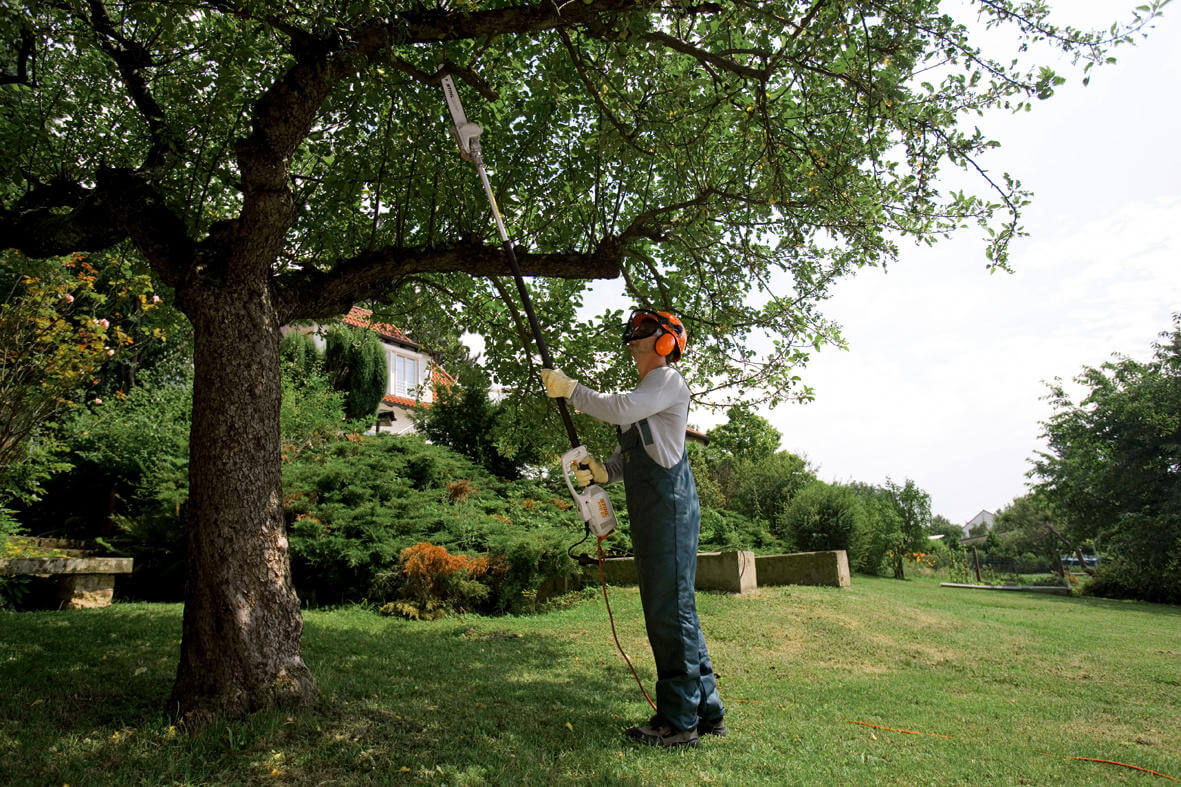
654, 327, 678, 358
623, 309, 687, 362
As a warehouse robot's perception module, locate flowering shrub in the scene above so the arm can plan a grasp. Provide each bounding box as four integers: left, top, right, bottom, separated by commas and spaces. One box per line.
445, 480, 475, 502
0, 254, 119, 491
1, 250, 177, 504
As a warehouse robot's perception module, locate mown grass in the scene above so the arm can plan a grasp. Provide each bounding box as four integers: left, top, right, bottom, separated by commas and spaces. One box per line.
1, 576, 1177, 785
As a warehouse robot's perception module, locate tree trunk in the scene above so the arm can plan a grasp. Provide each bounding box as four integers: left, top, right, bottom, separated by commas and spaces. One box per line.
169, 271, 317, 725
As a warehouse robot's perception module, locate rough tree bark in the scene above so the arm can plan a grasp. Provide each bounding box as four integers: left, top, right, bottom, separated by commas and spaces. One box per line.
168, 257, 317, 725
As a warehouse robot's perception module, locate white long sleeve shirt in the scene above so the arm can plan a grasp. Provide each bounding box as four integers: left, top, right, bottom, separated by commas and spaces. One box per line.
567, 365, 690, 481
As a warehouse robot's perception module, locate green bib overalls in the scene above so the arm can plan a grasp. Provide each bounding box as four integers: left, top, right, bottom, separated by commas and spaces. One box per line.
620, 419, 725, 731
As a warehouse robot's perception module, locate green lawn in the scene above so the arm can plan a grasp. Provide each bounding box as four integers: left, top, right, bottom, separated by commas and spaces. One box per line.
1, 576, 1178, 785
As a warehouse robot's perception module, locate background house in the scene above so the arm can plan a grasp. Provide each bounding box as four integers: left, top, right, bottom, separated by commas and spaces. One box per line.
962, 509, 996, 539
283, 306, 453, 435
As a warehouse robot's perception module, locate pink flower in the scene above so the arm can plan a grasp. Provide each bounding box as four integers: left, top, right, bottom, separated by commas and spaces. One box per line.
151, 294, 161, 303
64, 294, 75, 303
97, 318, 110, 329
107, 348, 115, 356
94, 398, 103, 405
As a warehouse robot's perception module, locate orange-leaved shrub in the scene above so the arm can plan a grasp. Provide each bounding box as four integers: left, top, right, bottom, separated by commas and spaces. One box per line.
379, 542, 495, 620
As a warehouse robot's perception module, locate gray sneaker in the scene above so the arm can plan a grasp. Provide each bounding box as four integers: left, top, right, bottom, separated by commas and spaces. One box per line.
625, 716, 699, 748
698, 716, 727, 737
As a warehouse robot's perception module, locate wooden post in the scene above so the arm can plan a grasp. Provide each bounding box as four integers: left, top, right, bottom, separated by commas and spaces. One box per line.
971, 546, 982, 583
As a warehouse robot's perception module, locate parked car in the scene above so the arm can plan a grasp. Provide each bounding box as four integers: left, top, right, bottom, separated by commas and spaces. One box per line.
1061, 555, 1098, 567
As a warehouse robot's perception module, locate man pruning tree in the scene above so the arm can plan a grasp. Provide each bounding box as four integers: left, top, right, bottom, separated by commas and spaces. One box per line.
541, 309, 724, 749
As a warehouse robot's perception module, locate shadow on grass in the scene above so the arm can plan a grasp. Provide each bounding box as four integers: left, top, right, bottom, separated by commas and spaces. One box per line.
1042, 591, 1181, 615
0, 605, 183, 728
0, 603, 658, 783
294, 609, 655, 779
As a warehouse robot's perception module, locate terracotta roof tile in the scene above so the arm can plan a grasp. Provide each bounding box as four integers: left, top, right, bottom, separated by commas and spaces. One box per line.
342, 306, 416, 348
383, 394, 429, 408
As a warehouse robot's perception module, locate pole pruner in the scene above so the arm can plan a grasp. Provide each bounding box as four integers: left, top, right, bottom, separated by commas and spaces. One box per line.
439, 74, 617, 539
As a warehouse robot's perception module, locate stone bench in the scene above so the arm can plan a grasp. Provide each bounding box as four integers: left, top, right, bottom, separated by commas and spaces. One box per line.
0, 538, 133, 609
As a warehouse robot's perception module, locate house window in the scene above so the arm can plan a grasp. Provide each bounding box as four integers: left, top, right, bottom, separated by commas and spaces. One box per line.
391, 353, 418, 399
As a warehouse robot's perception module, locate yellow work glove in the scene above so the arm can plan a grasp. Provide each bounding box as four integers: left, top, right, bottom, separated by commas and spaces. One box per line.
571, 456, 608, 487
540, 368, 577, 399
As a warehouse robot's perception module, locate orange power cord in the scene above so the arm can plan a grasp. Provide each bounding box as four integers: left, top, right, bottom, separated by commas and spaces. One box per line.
597, 535, 658, 713
847, 720, 1177, 780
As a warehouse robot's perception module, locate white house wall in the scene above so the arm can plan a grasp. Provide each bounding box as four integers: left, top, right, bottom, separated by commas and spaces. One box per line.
279, 324, 435, 407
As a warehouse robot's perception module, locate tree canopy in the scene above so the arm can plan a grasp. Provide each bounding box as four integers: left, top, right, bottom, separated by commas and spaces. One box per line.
706, 404, 783, 461
2, 1, 1167, 423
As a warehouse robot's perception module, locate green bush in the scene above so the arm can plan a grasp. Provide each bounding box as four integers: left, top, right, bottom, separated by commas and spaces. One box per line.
725, 452, 814, 535
781, 481, 865, 554
848, 487, 902, 576
1082, 548, 1181, 605
280, 332, 352, 459
413, 365, 543, 479
322, 324, 387, 421
698, 507, 781, 553
18, 354, 355, 601
23, 367, 191, 531
16, 370, 194, 599
280, 330, 320, 372
686, 443, 726, 510
0, 508, 31, 609
283, 434, 583, 609
922, 536, 962, 571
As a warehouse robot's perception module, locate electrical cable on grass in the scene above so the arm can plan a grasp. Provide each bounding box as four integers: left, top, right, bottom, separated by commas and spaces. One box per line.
847, 720, 1177, 780
598, 535, 658, 713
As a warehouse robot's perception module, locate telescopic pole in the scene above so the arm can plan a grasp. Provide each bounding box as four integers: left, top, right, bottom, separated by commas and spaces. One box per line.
439, 75, 581, 449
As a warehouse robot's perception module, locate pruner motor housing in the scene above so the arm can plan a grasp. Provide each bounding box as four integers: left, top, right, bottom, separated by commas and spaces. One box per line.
561, 445, 617, 538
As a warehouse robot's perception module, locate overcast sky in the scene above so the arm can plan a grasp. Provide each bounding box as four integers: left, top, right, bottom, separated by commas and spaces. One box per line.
726, 3, 1181, 525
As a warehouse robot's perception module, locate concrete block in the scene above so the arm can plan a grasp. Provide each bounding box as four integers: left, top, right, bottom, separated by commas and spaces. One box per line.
755, 550, 850, 588
594, 557, 639, 586
696, 551, 757, 593
59, 574, 116, 609
584, 550, 756, 594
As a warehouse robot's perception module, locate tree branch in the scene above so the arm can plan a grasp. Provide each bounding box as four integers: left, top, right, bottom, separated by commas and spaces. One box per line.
0, 170, 194, 287
388, 58, 499, 101
637, 30, 769, 81
275, 238, 623, 323
557, 29, 639, 145
0, 24, 35, 86
85, 0, 172, 169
